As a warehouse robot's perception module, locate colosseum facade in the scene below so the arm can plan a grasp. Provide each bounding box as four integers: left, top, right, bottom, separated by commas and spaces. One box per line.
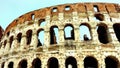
0, 2, 120, 68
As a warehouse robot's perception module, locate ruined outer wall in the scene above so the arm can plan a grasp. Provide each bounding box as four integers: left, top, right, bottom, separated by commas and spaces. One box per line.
0, 2, 120, 68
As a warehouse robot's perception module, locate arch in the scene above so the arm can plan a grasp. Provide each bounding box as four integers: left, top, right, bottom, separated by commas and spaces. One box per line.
37, 29, 44, 47
39, 19, 46, 27
4, 40, 7, 48
65, 56, 77, 68
31, 14, 35, 20
26, 30, 32, 45
64, 24, 74, 40
32, 58, 41, 68
48, 57, 59, 68
113, 23, 120, 42
94, 13, 104, 21
50, 26, 59, 44
10, 36, 13, 48
52, 7, 58, 12
1, 62, 5, 68
79, 23, 92, 41
97, 23, 110, 44
8, 61, 14, 68
65, 6, 71, 11
18, 59, 27, 68
84, 56, 98, 68
17, 33, 22, 43
105, 56, 119, 68
93, 5, 99, 12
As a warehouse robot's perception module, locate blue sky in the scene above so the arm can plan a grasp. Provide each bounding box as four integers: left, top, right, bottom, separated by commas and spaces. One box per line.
0, 0, 119, 30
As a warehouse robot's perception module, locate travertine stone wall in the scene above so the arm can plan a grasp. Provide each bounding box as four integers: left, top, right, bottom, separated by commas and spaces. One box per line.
0, 2, 120, 68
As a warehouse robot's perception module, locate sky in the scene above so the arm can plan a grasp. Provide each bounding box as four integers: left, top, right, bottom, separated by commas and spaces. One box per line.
0, 0, 119, 30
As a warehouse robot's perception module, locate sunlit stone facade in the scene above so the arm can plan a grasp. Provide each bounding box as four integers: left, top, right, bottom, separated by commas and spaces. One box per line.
0, 2, 120, 68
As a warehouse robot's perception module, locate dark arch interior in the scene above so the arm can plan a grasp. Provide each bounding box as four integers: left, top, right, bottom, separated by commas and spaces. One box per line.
32, 58, 41, 68
8, 62, 14, 68
1, 62, 5, 68
26, 30, 32, 45
50, 26, 58, 44
97, 25, 109, 44
48, 57, 59, 68
105, 56, 119, 68
19, 60, 27, 68
10, 36, 13, 48
113, 24, 120, 42
17, 33, 22, 43
65, 57, 77, 68
84, 56, 98, 68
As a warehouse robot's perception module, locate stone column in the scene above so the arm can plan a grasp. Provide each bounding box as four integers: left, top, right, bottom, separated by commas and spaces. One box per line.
20, 33, 27, 51
108, 26, 119, 44
30, 30, 38, 49
5, 39, 10, 53
91, 27, 100, 44
10, 37, 18, 52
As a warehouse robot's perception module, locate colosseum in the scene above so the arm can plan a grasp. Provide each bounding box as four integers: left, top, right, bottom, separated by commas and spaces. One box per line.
0, 2, 120, 68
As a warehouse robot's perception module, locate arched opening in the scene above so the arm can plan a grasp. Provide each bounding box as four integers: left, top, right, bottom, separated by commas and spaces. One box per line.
84, 56, 98, 68
39, 19, 46, 27
97, 23, 110, 44
17, 33, 22, 43
4, 40, 7, 48
65, 56, 77, 68
52, 7, 58, 12
31, 14, 35, 20
8, 61, 14, 68
94, 14, 104, 21
37, 29, 44, 47
18, 59, 27, 68
105, 56, 119, 68
65, 6, 70, 11
32, 58, 41, 68
79, 24, 91, 41
26, 30, 32, 45
10, 36, 13, 48
64, 25, 74, 40
93, 5, 99, 12
50, 26, 59, 44
113, 23, 120, 42
48, 57, 59, 68
1, 62, 5, 68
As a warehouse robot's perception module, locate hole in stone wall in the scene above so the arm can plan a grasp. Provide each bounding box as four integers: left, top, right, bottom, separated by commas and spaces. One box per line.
1, 62, 5, 68
17, 33, 22, 43
93, 5, 99, 12
39, 19, 46, 27
79, 24, 91, 41
52, 7, 58, 12
26, 30, 32, 45
31, 14, 35, 20
18, 59, 27, 68
84, 56, 98, 68
65, 56, 77, 68
65, 6, 70, 11
64, 25, 74, 40
48, 57, 59, 68
32, 58, 41, 68
50, 26, 59, 44
37, 29, 44, 47
105, 56, 119, 68
10, 36, 13, 48
113, 23, 120, 42
8, 62, 14, 68
97, 23, 110, 44
4, 40, 7, 48
94, 14, 104, 21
